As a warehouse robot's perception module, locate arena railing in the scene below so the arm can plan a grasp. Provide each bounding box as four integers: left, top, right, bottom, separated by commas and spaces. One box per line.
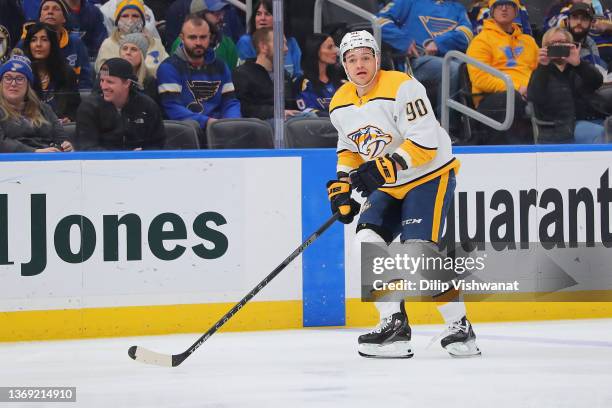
441, 50, 515, 133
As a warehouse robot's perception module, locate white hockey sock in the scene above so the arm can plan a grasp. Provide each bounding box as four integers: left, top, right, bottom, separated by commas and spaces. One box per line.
437, 301, 466, 325
375, 301, 401, 320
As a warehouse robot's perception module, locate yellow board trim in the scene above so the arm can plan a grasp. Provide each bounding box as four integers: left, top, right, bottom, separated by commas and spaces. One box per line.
5, 296, 612, 342
0, 300, 302, 342
346, 297, 612, 327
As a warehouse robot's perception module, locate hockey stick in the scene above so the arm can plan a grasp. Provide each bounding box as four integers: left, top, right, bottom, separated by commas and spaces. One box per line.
128, 212, 341, 367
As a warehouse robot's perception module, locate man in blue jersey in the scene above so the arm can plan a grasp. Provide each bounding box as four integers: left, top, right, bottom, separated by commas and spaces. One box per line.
376, 0, 473, 121
157, 14, 241, 147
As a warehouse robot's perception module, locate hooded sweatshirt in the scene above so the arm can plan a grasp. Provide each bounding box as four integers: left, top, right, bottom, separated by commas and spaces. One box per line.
156, 45, 241, 127
466, 19, 537, 100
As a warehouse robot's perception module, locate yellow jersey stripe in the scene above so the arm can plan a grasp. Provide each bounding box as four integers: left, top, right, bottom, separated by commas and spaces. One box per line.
398, 139, 438, 168
337, 150, 364, 173
457, 25, 474, 42
376, 17, 393, 27
380, 158, 459, 199
431, 171, 449, 242
329, 71, 412, 112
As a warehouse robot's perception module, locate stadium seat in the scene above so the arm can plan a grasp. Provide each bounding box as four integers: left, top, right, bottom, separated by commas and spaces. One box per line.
525, 102, 554, 144
206, 118, 274, 149
284, 117, 338, 148
452, 63, 479, 145
163, 120, 200, 149
79, 89, 91, 101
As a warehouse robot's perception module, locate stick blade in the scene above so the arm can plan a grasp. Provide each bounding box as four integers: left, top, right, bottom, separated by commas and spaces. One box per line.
128, 345, 174, 367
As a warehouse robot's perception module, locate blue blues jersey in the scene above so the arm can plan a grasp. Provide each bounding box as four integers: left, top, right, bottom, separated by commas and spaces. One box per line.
157, 46, 241, 127
236, 34, 303, 78
295, 77, 342, 114
376, 0, 473, 55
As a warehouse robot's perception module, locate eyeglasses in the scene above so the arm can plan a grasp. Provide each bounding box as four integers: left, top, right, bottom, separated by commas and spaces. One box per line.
2, 75, 26, 85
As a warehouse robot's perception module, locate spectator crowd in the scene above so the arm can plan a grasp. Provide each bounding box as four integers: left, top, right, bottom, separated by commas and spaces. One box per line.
1, 0, 612, 152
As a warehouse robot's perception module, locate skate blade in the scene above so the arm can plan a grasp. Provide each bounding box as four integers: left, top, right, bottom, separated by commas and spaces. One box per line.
358, 341, 414, 359
445, 339, 482, 358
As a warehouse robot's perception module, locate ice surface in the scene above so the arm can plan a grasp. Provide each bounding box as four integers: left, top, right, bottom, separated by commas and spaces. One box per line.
1, 319, 611, 408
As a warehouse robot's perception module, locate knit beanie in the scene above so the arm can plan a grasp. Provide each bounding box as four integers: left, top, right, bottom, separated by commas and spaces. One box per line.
0, 54, 34, 84
38, 0, 69, 20
119, 33, 149, 58
114, 0, 146, 26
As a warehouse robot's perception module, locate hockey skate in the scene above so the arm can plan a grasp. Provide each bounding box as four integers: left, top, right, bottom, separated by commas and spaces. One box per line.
438, 316, 481, 358
358, 311, 413, 358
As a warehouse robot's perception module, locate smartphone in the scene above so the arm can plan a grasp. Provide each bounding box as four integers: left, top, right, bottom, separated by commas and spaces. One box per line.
547, 45, 570, 58
49, 142, 64, 151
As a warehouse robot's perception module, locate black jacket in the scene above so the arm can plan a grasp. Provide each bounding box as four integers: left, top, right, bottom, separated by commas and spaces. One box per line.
75, 91, 166, 151
0, 103, 67, 153
34, 65, 81, 122
528, 61, 603, 143
232, 59, 297, 120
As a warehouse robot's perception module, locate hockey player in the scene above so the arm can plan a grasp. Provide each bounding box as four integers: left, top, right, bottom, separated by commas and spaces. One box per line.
326, 30, 481, 359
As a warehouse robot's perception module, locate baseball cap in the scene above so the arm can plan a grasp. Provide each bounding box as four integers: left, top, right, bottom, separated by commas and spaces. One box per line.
100, 57, 137, 82
190, 0, 227, 14
568, 3, 595, 19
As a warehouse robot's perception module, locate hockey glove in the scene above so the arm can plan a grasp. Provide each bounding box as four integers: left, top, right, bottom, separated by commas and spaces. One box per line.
350, 155, 398, 197
327, 180, 361, 224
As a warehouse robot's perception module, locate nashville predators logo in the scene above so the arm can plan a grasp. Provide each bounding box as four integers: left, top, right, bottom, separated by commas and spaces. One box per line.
347, 125, 392, 159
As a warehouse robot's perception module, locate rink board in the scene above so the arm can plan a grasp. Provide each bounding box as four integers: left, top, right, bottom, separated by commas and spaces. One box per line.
1, 147, 612, 341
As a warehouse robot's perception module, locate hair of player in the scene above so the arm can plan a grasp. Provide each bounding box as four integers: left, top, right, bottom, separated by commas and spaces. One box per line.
252, 27, 273, 55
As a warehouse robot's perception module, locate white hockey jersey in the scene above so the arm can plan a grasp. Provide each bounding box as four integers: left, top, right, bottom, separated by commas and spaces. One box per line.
330, 70, 459, 200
